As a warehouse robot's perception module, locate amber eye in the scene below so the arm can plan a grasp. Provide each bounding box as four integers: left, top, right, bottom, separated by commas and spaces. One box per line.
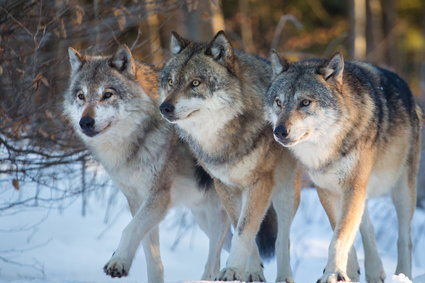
300, 99, 311, 107
168, 78, 173, 86
191, 79, 201, 87
275, 97, 282, 108
103, 91, 114, 100
77, 91, 85, 100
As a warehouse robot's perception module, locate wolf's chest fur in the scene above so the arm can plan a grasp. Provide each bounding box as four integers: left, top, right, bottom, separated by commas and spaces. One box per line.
300, 131, 410, 197
87, 123, 169, 190
180, 113, 274, 187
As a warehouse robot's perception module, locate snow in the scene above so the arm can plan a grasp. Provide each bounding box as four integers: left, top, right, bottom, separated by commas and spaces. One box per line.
1, 186, 425, 283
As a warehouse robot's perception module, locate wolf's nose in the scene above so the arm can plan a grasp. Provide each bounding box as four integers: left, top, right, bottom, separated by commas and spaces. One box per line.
159, 102, 175, 115
273, 125, 289, 139
79, 116, 95, 130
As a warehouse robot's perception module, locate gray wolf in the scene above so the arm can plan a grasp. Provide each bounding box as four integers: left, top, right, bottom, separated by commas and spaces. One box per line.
266, 51, 422, 283
64, 45, 231, 282
158, 31, 300, 282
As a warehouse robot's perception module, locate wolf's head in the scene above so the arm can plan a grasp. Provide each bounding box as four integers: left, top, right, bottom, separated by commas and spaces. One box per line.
158, 31, 244, 129
266, 52, 344, 147
64, 45, 155, 141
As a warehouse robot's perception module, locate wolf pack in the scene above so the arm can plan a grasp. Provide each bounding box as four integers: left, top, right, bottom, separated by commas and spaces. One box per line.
64, 30, 423, 283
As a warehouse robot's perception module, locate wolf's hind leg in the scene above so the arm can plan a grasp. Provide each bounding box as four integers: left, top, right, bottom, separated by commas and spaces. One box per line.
193, 192, 231, 280
359, 205, 385, 283
272, 168, 300, 283
391, 167, 416, 279
142, 227, 164, 283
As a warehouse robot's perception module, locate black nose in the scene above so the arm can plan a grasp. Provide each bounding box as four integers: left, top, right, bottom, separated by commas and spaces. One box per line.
273, 125, 289, 139
79, 116, 95, 130
159, 102, 175, 115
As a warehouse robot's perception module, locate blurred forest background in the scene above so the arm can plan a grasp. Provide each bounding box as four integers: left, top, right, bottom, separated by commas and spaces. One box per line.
0, 0, 424, 214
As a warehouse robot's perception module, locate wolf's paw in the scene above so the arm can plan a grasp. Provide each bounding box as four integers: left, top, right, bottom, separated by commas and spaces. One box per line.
103, 255, 131, 278
201, 270, 218, 281
317, 271, 349, 283
216, 267, 244, 281
245, 270, 266, 282
365, 272, 385, 283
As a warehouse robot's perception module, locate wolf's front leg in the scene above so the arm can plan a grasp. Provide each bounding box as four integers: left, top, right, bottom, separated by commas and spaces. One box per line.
318, 174, 369, 283
245, 243, 266, 282
316, 187, 361, 282
216, 177, 273, 282
104, 189, 170, 279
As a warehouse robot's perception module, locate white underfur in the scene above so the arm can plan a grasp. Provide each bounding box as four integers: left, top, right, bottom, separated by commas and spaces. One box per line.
207, 140, 264, 188
174, 90, 243, 154
65, 83, 230, 282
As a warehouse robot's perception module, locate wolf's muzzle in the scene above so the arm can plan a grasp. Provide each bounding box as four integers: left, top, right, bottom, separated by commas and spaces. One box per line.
159, 102, 176, 121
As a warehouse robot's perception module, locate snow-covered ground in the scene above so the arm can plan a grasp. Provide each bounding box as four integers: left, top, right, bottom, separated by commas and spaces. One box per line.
1, 186, 425, 283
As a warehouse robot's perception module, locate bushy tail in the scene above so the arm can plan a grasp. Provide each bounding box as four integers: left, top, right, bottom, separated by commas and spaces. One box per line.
256, 204, 277, 260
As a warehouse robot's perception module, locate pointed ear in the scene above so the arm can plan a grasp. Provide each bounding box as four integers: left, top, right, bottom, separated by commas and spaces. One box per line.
205, 31, 235, 70
110, 44, 135, 77
68, 47, 85, 73
270, 50, 289, 78
319, 52, 344, 85
170, 31, 190, 54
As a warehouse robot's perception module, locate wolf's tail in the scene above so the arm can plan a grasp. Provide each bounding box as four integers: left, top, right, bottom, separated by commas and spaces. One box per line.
256, 204, 277, 260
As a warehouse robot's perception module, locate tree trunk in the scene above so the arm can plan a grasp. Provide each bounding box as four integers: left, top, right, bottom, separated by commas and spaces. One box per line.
239, 0, 254, 52
380, 0, 397, 70
184, 0, 213, 41
146, 1, 163, 65
349, 0, 366, 60
365, 0, 383, 63
209, 0, 225, 33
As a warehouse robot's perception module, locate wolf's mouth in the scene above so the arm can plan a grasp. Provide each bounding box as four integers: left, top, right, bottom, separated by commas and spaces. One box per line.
183, 109, 200, 119
275, 131, 310, 147
82, 122, 112, 137
165, 109, 200, 123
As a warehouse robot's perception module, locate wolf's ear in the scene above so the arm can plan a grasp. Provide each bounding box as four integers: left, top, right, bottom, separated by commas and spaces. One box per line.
205, 31, 235, 71
68, 47, 85, 73
270, 50, 289, 78
319, 52, 344, 85
170, 31, 190, 54
110, 44, 136, 77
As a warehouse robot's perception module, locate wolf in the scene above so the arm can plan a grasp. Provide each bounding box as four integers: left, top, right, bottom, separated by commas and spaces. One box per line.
63, 45, 232, 283
266, 51, 422, 283
158, 31, 300, 283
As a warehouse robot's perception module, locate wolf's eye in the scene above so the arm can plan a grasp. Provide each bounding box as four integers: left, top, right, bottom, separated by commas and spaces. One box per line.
168, 78, 173, 87
76, 91, 85, 100
191, 80, 201, 87
103, 91, 114, 100
275, 97, 282, 108
300, 99, 311, 107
